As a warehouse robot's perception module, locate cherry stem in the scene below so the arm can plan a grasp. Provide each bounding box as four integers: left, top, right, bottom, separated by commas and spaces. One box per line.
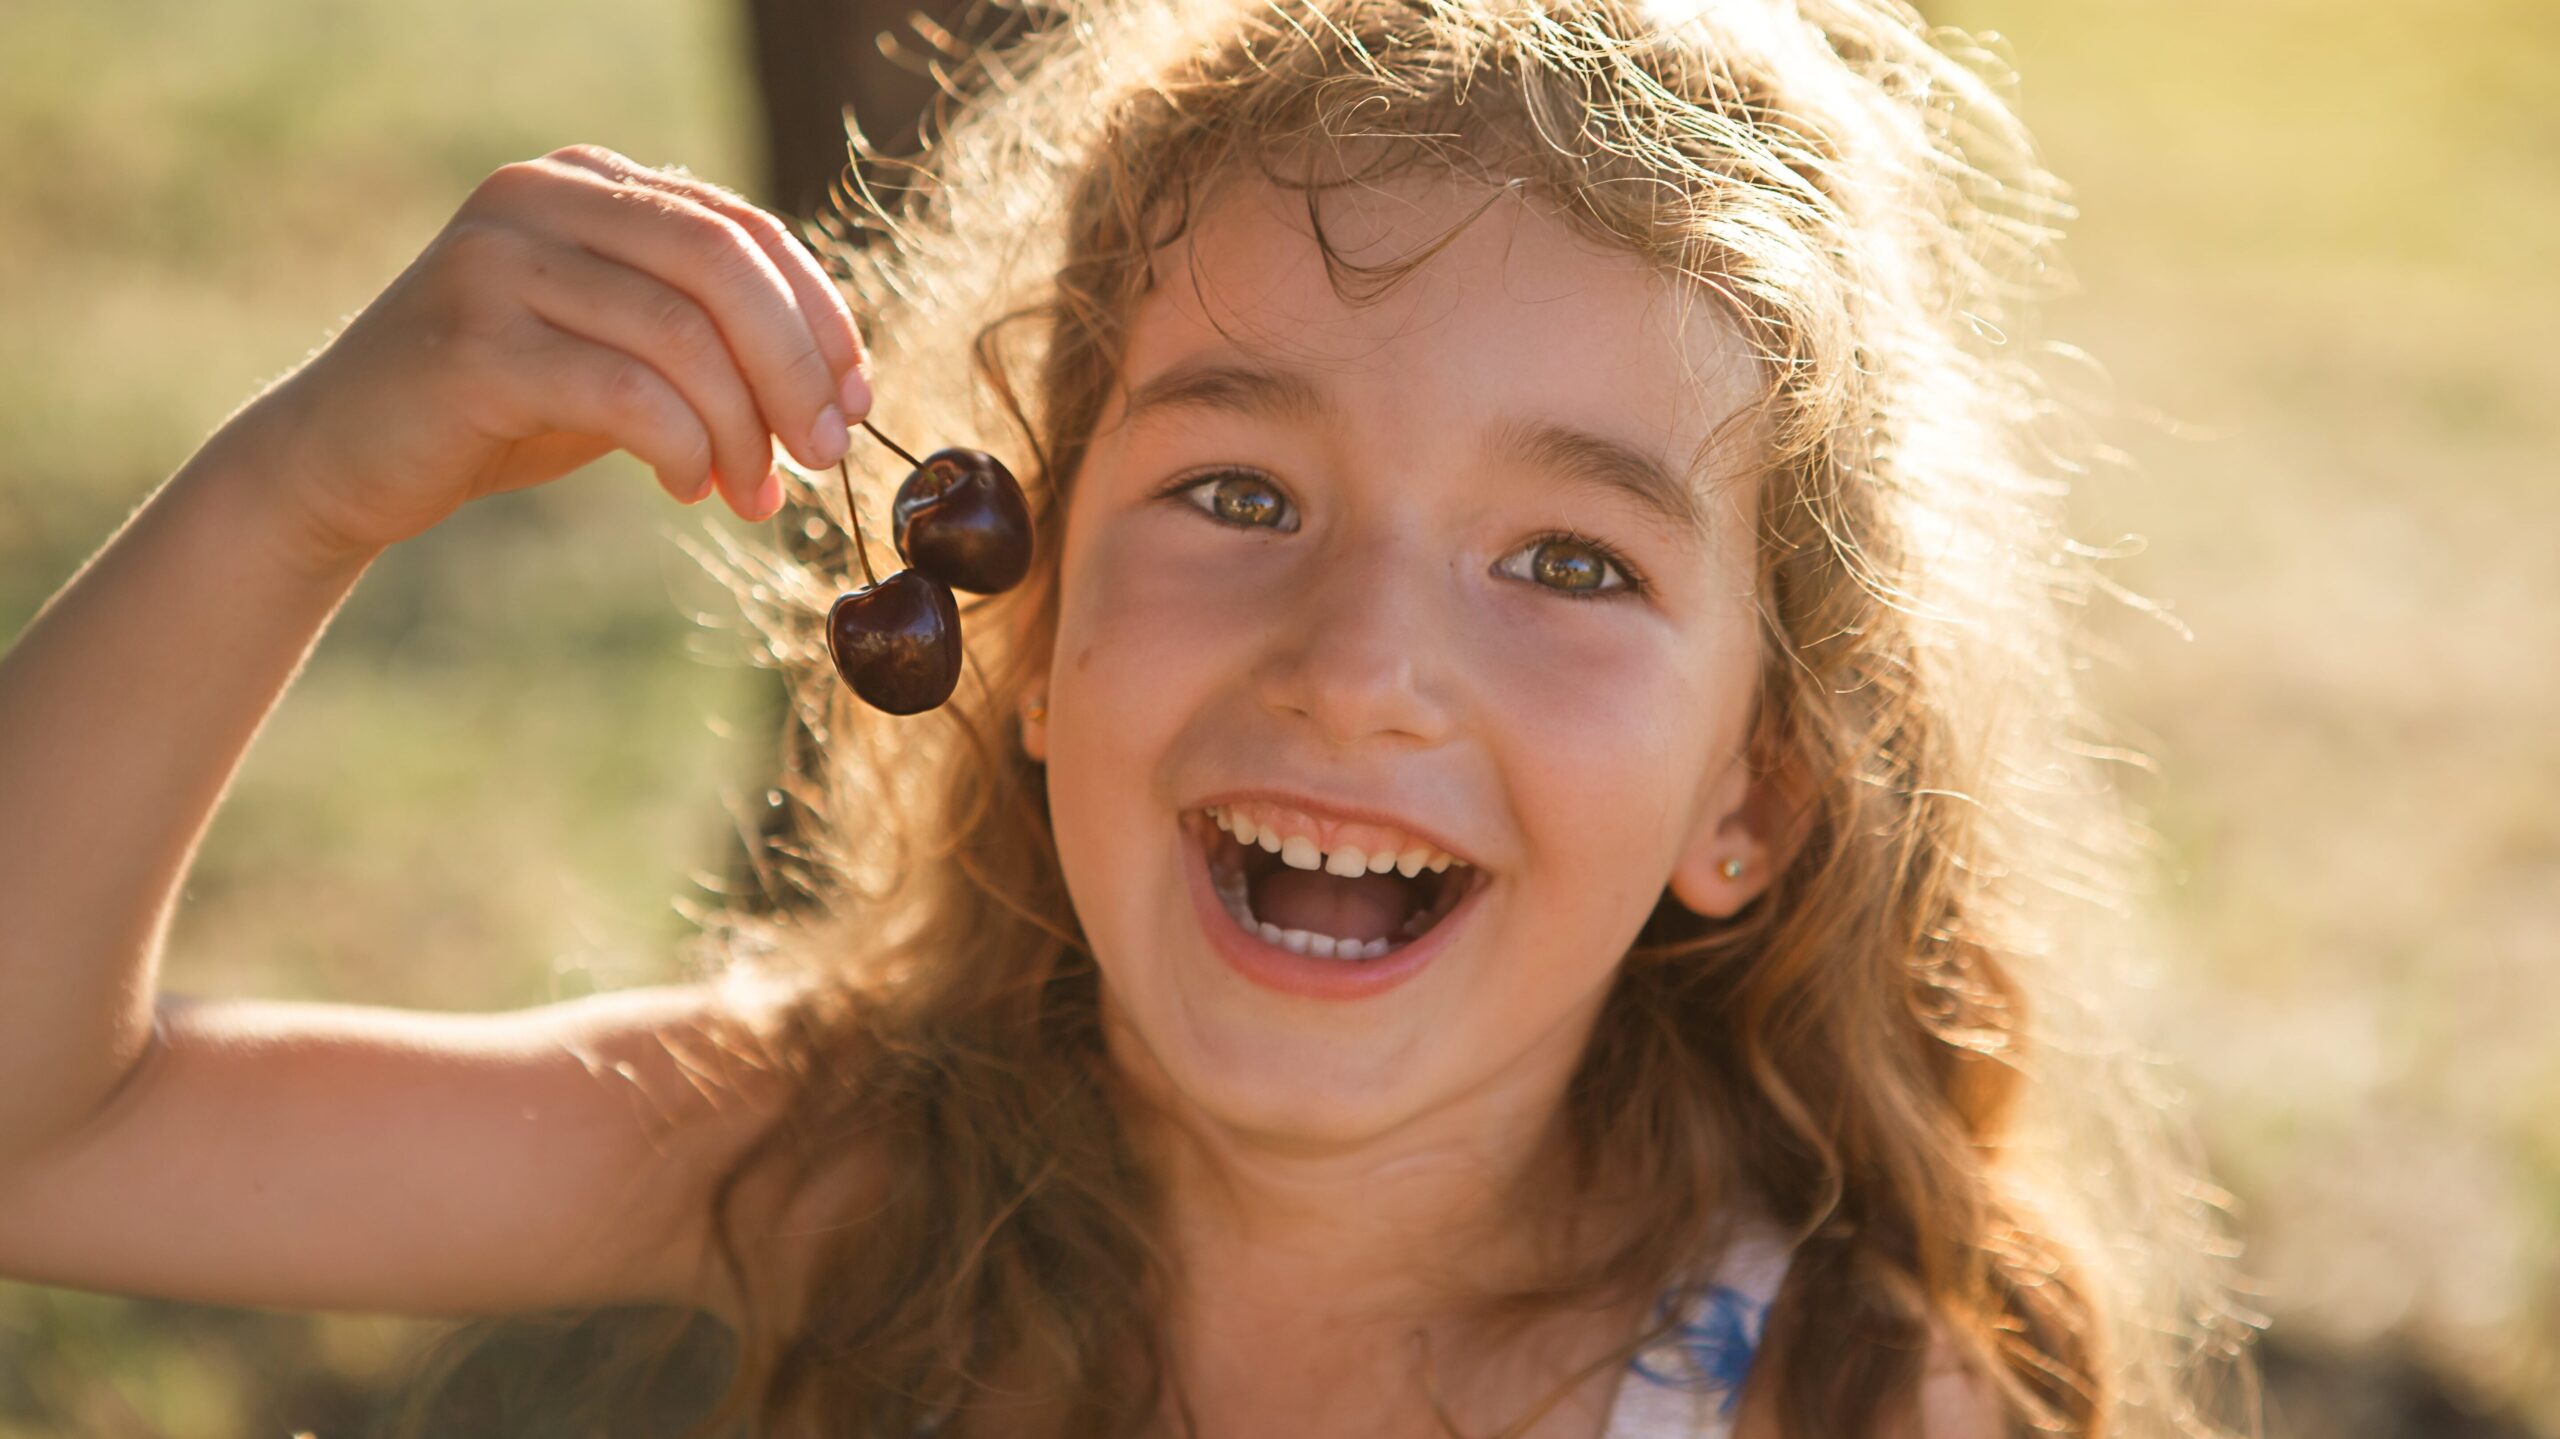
858, 418, 923, 470
836, 458, 878, 588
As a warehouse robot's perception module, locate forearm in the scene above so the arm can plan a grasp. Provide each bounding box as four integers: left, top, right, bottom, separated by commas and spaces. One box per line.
0, 388, 379, 1162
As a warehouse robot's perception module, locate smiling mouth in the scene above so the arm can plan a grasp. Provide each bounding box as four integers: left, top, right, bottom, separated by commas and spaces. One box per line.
1190, 809, 1482, 961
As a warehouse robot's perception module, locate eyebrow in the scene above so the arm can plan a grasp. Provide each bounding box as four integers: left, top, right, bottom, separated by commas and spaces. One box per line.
1117, 357, 1713, 546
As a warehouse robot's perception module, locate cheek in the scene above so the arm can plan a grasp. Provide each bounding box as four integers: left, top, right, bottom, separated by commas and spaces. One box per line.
1053, 511, 1252, 708
1466, 602, 1695, 769
1475, 610, 1754, 914
1039, 521, 1245, 939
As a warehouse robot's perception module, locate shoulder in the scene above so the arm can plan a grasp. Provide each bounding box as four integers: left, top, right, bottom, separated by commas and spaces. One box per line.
548, 974, 874, 1326
1908, 1319, 2008, 1439
1729, 1315, 2008, 1439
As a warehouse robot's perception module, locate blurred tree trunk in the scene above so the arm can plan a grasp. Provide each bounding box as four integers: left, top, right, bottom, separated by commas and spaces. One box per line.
741, 0, 1026, 223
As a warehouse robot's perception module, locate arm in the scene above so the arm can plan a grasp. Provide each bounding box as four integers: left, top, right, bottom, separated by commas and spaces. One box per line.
0, 418, 848, 1320
0, 144, 874, 1319
1, 138, 867, 1163
0, 391, 371, 1167
0, 976, 818, 1318
0, 420, 825, 1315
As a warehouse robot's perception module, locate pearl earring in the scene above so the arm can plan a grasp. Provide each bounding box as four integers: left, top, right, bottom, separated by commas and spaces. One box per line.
1719, 857, 1744, 881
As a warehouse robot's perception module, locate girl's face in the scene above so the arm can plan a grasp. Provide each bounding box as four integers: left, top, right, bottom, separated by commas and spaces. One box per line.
1032, 173, 1774, 1149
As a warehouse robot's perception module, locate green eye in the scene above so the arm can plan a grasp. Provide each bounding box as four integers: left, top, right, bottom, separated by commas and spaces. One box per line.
1161, 474, 1642, 600
1178, 470, 1296, 531
1498, 534, 1635, 597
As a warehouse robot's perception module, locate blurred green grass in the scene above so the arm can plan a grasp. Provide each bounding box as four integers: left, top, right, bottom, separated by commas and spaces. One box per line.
1939, 0, 2560, 1430
0, 0, 780, 1430
2, 0, 2554, 1434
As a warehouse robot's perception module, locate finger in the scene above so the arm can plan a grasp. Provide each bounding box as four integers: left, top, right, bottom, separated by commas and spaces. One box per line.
523, 152, 854, 471
546, 146, 871, 419
493, 320, 724, 507
511, 235, 783, 518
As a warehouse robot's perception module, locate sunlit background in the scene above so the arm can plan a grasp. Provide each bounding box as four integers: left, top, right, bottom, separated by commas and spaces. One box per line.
1, 0, 2552, 1435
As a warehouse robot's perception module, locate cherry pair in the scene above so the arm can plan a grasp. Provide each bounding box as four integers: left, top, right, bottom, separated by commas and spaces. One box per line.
821, 421, 1033, 715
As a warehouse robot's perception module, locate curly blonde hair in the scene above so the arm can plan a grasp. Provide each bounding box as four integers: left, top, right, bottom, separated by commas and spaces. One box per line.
666, 0, 2269, 1434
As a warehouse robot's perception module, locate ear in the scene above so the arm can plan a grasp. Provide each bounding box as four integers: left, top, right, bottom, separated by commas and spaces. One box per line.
1666, 712, 1814, 919
1018, 668, 1051, 763
1003, 587, 1058, 765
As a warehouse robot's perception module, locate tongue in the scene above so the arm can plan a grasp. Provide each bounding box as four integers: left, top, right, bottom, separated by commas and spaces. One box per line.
1251, 868, 1412, 942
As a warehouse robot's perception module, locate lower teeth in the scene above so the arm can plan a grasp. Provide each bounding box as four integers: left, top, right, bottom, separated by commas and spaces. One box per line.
1216, 886, 1400, 961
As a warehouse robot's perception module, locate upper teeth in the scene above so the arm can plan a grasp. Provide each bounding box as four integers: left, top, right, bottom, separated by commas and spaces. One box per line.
1207, 803, 1460, 879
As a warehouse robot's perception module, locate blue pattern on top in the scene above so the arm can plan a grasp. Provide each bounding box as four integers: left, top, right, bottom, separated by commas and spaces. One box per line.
1624, 1282, 1770, 1418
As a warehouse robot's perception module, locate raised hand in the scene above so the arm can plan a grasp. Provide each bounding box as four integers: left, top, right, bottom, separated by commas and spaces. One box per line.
252, 143, 870, 564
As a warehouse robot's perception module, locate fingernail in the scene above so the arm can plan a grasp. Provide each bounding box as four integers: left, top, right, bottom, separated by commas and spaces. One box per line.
753, 467, 785, 519
808, 405, 848, 466
837, 366, 872, 421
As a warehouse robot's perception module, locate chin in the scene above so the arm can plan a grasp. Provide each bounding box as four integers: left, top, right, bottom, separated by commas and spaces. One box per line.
1094, 962, 1472, 1151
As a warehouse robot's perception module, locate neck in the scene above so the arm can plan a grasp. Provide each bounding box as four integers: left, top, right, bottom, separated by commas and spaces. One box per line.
1099, 997, 1653, 1437
1114, 1006, 1607, 1319
1169, 1094, 1563, 1324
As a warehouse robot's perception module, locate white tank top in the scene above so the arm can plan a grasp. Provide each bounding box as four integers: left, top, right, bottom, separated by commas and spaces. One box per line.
1601, 1218, 1798, 1438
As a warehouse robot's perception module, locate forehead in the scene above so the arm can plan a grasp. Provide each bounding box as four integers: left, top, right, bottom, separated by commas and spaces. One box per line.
1107, 170, 1770, 505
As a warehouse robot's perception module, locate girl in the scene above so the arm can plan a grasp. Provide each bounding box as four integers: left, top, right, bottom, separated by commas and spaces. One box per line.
0, 0, 2264, 1434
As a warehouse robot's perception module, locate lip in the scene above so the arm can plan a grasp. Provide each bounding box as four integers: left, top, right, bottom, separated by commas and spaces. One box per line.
1177, 809, 1487, 1002
1188, 787, 1486, 871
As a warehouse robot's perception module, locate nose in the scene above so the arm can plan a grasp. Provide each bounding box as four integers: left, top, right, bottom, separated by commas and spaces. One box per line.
1251, 533, 1456, 749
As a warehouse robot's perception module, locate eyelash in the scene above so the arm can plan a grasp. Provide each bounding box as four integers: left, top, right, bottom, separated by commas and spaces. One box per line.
1155, 468, 1653, 601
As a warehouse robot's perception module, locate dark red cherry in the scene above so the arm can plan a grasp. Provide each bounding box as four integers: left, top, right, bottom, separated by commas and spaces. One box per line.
891, 447, 1032, 595
825, 570, 963, 715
